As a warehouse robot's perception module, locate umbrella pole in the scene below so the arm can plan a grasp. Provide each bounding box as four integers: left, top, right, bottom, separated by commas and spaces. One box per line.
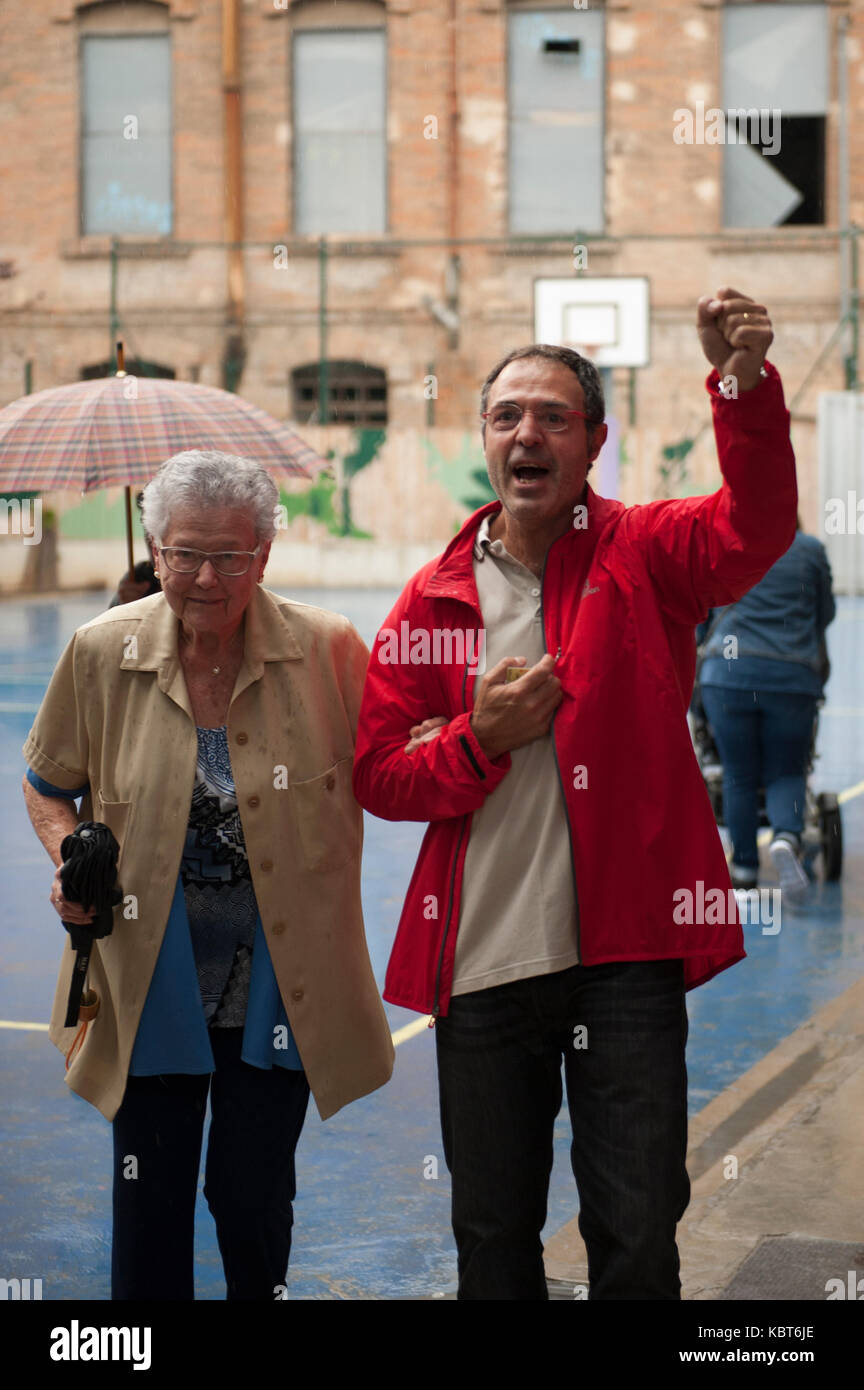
113, 343, 135, 577
124, 486, 134, 576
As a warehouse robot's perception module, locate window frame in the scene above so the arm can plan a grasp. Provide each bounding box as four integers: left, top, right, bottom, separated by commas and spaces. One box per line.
505, 2, 606, 237
78, 27, 174, 239
720, 0, 830, 231
291, 360, 389, 426
290, 24, 389, 237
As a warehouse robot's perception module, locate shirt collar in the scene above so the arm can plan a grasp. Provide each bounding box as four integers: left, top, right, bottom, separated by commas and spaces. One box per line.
118, 584, 304, 677
113, 585, 305, 721
473, 513, 496, 561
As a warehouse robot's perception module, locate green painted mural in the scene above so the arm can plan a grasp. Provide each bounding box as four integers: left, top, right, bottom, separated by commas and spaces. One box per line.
658, 436, 695, 497
336, 427, 385, 537
422, 434, 492, 511
45, 428, 498, 545
277, 427, 384, 538
53, 428, 388, 543
59, 490, 149, 541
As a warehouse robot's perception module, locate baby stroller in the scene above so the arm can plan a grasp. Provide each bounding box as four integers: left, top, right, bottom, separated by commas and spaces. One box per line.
689, 668, 843, 883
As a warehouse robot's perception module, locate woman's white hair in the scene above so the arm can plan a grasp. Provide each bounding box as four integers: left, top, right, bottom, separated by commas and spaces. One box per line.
140, 450, 279, 545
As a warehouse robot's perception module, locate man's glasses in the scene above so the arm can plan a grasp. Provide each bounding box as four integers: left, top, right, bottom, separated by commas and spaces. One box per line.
159, 546, 260, 576
482, 404, 599, 433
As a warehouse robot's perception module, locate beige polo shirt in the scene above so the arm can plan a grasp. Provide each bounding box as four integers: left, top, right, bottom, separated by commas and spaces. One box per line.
451, 516, 580, 995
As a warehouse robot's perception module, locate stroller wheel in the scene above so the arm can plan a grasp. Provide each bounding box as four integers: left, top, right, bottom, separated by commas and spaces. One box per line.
816, 792, 843, 881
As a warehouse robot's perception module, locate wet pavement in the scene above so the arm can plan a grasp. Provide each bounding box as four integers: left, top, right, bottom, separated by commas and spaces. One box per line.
1, 589, 861, 1299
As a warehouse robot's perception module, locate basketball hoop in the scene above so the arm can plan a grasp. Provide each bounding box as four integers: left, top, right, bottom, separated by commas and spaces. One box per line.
534, 278, 650, 368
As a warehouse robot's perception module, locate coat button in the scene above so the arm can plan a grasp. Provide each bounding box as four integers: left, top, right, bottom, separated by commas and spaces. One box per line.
247, 795, 260, 809
260, 858, 273, 872
272, 920, 286, 935
325, 775, 336, 791
291, 988, 304, 1002
236, 732, 248, 745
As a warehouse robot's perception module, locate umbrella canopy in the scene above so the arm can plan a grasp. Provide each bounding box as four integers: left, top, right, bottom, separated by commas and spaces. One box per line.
0, 374, 330, 491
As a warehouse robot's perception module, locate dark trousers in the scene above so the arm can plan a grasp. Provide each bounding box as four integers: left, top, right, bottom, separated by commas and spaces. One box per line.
700, 685, 818, 869
435, 960, 690, 1300
112, 1028, 310, 1300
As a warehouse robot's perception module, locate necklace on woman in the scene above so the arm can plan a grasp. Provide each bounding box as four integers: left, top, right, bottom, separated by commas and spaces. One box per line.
179, 627, 243, 677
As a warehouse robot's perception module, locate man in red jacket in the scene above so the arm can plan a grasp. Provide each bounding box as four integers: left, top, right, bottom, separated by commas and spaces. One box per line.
353, 288, 797, 1300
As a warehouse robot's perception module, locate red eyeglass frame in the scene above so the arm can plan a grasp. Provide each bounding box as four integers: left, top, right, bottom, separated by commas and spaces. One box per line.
481, 406, 600, 427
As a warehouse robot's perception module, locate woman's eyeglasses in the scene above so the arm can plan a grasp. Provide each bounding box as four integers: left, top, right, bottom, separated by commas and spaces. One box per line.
159, 546, 260, 576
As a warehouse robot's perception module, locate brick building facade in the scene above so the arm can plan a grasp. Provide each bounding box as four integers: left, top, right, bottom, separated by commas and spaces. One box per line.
1, 0, 862, 487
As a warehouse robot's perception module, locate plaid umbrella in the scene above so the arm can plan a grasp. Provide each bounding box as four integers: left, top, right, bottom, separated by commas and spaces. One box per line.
0, 374, 328, 490
0, 366, 331, 573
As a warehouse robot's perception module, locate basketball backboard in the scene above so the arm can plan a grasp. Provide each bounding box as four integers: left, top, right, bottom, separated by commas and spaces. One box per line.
534, 276, 650, 367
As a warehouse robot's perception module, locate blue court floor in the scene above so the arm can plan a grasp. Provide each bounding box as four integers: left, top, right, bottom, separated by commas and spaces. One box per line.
0, 590, 862, 1299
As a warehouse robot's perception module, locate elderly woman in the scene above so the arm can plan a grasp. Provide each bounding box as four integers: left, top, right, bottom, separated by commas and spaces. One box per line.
21, 449, 393, 1301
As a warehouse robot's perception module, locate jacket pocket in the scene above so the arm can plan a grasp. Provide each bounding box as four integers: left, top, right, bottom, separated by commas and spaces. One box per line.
289, 755, 361, 872
92, 792, 131, 856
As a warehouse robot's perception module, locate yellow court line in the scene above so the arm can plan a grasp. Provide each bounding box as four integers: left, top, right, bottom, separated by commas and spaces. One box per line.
0, 1015, 434, 1044
2, 779, 861, 1043
391, 1016, 434, 1047
404, 780, 863, 1044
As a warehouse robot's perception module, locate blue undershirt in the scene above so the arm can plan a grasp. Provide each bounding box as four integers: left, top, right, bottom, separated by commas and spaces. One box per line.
26, 766, 303, 1074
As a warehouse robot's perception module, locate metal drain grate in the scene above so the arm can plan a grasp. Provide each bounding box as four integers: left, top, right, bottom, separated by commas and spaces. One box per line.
720, 1236, 864, 1301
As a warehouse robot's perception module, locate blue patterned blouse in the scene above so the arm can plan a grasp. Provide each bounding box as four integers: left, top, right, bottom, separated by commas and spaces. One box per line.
26, 738, 303, 1075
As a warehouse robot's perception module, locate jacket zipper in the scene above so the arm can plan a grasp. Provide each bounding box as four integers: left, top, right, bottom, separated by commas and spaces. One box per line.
540, 551, 583, 963
429, 649, 474, 1022
429, 817, 468, 1023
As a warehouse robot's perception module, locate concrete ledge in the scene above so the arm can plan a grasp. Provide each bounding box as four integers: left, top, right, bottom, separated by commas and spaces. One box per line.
543, 975, 864, 1298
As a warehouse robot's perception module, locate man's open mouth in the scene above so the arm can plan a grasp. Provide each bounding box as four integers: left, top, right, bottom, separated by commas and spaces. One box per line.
512, 465, 549, 481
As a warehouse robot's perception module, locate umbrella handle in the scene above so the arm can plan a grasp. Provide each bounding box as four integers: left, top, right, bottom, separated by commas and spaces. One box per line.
65, 990, 99, 1070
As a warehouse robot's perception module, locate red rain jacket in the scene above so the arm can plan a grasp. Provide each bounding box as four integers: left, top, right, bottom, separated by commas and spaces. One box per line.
353, 365, 797, 1017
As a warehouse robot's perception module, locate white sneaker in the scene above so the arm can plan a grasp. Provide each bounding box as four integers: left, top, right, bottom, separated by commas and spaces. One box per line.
769, 835, 810, 906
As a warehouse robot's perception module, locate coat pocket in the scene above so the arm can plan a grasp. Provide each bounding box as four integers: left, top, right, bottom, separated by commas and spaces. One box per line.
92, 792, 131, 857
289, 755, 361, 872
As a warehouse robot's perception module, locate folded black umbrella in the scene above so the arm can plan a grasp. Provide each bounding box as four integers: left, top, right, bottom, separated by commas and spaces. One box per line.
60, 822, 123, 1028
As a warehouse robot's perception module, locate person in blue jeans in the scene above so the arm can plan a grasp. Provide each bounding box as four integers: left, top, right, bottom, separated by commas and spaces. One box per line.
698, 520, 835, 904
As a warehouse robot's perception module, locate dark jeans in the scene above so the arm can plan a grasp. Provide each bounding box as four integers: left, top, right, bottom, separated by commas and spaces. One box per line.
112, 1028, 310, 1300
435, 960, 690, 1300
700, 685, 818, 870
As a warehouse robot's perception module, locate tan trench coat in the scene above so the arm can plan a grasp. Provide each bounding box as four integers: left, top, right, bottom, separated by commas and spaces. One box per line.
23, 585, 394, 1122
